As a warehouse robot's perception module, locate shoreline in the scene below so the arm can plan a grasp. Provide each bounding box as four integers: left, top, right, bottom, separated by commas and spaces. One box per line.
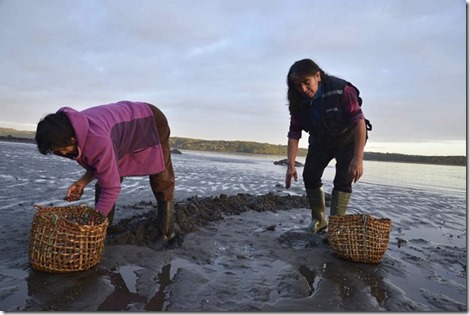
0, 137, 465, 167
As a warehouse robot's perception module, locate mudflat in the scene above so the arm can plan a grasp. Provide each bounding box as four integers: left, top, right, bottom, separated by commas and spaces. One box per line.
0, 141, 466, 311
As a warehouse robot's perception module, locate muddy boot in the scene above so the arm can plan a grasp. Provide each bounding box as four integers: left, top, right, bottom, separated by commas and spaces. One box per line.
330, 190, 351, 216
106, 205, 116, 226
306, 188, 327, 233
151, 200, 176, 250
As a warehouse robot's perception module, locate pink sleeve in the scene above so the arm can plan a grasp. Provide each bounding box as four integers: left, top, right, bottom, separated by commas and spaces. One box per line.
342, 85, 365, 125
86, 137, 121, 215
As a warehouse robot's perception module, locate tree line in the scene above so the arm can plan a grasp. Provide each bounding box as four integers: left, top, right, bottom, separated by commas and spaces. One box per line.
0, 131, 465, 167
170, 137, 466, 166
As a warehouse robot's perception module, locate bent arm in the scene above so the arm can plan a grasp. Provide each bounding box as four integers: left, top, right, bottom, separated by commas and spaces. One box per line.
286, 138, 299, 188
287, 138, 299, 169
77, 169, 96, 186
349, 119, 366, 183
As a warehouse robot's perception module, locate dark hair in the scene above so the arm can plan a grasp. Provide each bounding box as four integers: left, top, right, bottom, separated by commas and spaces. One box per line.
286, 59, 327, 115
35, 112, 76, 155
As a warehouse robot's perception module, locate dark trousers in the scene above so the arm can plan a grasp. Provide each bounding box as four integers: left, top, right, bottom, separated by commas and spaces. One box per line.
302, 140, 355, 193
147, 104, 175, 202
95, 103, 175, 217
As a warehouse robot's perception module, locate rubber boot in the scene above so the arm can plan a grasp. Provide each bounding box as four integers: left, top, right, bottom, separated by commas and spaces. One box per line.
152, 200, 176, 250
330, 190, 351, 216
158, 200, 175, 241
306, 188, 327, 233
107, 205, 116, 226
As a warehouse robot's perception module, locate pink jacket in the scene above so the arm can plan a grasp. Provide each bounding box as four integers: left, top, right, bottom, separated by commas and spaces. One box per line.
59, 101, 165, 215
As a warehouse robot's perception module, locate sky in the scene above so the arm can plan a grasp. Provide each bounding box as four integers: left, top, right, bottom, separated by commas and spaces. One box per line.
0, 0, 466, 156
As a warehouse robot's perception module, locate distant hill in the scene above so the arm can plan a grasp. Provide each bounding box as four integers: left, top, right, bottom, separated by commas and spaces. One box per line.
170, 136, 466, 166
363, 152, 465, 167
0, 127, 465, 166
170, 136, 308, 156
0, 127, 35, 138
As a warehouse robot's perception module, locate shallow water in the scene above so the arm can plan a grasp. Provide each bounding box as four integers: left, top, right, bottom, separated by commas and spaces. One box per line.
0, 141, 466, 311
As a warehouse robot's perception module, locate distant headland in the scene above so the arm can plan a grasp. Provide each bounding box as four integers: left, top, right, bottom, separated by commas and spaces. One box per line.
0, 127, 465, 166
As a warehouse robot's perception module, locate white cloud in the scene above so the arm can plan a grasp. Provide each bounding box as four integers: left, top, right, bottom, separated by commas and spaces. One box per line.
0, 0, 466, 155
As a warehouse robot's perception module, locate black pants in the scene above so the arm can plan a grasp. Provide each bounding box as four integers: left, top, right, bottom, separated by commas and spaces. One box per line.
303, 140, 355, 193
146, 104, 175, 202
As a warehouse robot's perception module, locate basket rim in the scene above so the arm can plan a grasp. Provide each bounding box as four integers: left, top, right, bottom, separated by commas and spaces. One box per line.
33, 205, 108, 228
329, 213, 392, 220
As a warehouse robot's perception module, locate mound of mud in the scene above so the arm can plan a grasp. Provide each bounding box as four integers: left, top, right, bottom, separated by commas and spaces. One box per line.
107, 192, 331, 247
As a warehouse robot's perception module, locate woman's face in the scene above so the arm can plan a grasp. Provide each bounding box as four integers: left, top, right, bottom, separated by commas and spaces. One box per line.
291, 71, 321, 98
53, 144, 78, 159
52, 137, 78, 159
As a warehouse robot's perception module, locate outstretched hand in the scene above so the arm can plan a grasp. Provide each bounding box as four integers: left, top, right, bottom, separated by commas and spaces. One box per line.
348, 158, 364, 183
285, 166, 298, 189
64, 182, 85, 202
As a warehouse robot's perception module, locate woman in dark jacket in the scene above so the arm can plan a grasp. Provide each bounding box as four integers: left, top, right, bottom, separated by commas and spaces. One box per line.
284, 59, 370, 233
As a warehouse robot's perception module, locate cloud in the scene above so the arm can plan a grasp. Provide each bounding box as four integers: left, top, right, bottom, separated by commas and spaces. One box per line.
0, 0, 465, 156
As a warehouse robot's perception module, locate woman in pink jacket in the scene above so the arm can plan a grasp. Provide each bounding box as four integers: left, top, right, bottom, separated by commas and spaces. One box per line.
35, 101, 175, 248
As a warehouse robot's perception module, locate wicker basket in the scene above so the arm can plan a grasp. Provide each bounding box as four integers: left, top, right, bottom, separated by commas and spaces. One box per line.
328, 213, 392, 264
29, 205, 108, 273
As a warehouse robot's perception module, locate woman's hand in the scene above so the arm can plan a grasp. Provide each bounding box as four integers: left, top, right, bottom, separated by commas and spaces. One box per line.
285, 165, 298, 189
64, 181, 86, 202
64, 170, 95, 201
348, 158, 364, 183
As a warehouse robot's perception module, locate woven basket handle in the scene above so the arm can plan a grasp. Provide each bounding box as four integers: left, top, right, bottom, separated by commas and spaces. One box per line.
347, 207, 368, 225
347, 206, 365, 214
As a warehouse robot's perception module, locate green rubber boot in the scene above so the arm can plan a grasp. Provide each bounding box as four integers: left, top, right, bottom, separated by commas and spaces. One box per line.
107, 205, 116, 226
157, 200, 176, 242
330, 190, 351, 216
306, 188, 328, 233
150, 200, 176, 250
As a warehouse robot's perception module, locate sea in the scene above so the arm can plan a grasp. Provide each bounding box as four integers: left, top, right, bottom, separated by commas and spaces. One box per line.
0, 141, 465, 210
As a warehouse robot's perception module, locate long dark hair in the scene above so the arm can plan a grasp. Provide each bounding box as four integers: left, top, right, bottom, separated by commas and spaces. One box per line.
35, 111, 76, 155
286, 59, 327, 115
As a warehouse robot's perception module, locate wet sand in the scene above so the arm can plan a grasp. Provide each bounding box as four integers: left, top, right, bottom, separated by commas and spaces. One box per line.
10, 192, 465, 312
